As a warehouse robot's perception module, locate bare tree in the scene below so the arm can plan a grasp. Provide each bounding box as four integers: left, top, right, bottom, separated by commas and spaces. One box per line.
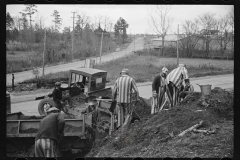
75, 12, 91, 45
215, 15, 231, 59
148, 5, 173, 56
92, 15, 104, 30
180, 19, 201, 57
227, 6, 234, 56
102, 16, 113, 32
198, 12, 217, 58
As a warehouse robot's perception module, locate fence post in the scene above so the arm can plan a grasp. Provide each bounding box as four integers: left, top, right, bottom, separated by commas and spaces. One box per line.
12, 74, 15, 91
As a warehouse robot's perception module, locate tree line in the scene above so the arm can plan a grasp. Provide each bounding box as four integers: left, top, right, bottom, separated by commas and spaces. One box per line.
6, 4, 130, 64
148, 5, 234, 59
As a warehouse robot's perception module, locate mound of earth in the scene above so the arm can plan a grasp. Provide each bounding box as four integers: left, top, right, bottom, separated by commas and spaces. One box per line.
86, 87, 233, 158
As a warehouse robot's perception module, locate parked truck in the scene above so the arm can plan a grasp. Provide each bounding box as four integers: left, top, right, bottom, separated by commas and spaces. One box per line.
7, 68, 117, 156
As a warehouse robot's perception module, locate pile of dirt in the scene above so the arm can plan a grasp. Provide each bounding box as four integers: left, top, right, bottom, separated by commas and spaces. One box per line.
20, 128, 38, 133
64, 124, 83, 133
86, 87, 233, 158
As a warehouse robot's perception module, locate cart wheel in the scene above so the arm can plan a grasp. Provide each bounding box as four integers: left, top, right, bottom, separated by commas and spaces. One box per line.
38, 98, 56, 116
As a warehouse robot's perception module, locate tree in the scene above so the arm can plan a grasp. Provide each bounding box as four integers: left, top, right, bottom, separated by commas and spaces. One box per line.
198, 12, 217, 58
51, 10, 62, 32
227, 6, 234, 56
180, 19, 201, 57
19, 4, 38, 29
114, 17, 129, 44
148, 5, 173, 56
75, 12, 90, 45
215, 15, 231, 59
6, 12, 14, 41
6, 12, 14, 30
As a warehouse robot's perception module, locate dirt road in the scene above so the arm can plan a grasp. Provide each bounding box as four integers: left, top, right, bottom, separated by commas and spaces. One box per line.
6, 37, 144, 85
11, 74, 233, 116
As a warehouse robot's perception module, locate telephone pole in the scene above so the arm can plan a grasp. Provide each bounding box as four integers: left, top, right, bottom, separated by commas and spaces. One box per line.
99, 31, 104, 64
71, 12, 76, 62
42, 29, 46, 76
177, 24, 179, 66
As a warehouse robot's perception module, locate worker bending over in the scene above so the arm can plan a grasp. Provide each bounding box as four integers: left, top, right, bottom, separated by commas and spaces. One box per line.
166, 64, 190, 108
179, 79, 194, 101
35, 107, 65, 157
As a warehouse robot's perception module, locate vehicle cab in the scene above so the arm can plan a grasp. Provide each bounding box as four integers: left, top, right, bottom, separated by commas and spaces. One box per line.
68, 68, 111, 99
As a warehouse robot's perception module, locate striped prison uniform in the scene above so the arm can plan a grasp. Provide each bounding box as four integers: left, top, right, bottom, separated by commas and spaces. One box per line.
35, 113, 65, 157
166, 67, 189, 108
35, 138, 57, 157
152, 74, 167, 113
112, 75, 139, 128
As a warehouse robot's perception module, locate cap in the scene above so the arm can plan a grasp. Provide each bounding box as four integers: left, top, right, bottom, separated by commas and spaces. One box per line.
162, 67, 168, 74
178, 64, 186, 67
55, 82, 61, 86
45, 107, 59, 113
121, 68, 129, 74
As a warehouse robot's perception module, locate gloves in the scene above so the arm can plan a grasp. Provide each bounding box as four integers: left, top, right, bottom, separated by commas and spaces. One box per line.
152, 91, 157, 97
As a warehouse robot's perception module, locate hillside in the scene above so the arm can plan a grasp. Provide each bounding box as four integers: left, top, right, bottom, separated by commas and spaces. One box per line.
86, 87, 233, 158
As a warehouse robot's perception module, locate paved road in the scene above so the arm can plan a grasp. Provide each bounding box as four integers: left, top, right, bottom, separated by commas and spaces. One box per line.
6, 37, 144, 85
11, 74, 233, 116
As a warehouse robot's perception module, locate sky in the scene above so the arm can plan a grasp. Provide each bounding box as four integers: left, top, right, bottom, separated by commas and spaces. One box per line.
6, 5, 232, 34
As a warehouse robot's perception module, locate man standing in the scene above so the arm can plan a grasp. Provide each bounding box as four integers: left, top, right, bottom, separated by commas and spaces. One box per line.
52, 82, 73, 111
112, 68, 139, 130
35, 107, 65, 157
152, 67, 168, 114
166, 64, 189, 108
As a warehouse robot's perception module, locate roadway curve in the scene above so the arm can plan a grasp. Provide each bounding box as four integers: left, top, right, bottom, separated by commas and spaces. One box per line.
6, 37, 144, 85
11, 74, 233, 116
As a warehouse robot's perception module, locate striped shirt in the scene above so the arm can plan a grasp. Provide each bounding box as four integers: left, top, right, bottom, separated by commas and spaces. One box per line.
112, 75, 139, 103
166, 67, 189, 89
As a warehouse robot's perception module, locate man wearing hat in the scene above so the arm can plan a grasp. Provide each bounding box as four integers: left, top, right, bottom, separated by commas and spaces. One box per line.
112, 68, 139, 130
52, 81, 73, 111
166, 64, 189, 108
35, 107, 65, 157
152, 67, 169, 114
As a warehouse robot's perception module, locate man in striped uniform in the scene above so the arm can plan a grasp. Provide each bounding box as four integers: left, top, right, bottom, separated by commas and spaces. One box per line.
112, 68, 139, 130
152, 67, 168, 114
35, 107, 65, 157
166, 64, 189, 108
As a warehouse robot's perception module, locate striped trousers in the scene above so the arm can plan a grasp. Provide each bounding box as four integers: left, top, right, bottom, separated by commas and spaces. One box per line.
117, 103, 132, 128
35, 138, 57, 157
166, 81, 180, 108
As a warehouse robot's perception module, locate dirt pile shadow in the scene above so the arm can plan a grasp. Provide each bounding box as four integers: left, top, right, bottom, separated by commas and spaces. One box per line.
86, 87, 233, 158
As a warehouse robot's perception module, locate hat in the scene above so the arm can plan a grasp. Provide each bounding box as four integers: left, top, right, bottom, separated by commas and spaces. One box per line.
162, 67, 168, 74
121, 68, 129, 74
178, 64, 186, 67
45, 107, 59, 113
55, 82, 61, 86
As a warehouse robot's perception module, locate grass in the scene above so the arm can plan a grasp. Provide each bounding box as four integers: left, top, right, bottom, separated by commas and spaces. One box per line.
6, 40, 132, 74
15, 52, 233, 91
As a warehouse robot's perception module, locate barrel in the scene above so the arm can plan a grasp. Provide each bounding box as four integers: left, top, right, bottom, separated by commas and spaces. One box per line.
200, 85, 212, 96
6, 91, 11, 113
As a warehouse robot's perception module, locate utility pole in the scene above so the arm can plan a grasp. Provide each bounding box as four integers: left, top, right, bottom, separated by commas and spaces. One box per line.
99, 31, 104, 64
71, 11, 76, 62
134, 30, 135, 52
177, 24, 179, 66
42, 29, 46, 76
